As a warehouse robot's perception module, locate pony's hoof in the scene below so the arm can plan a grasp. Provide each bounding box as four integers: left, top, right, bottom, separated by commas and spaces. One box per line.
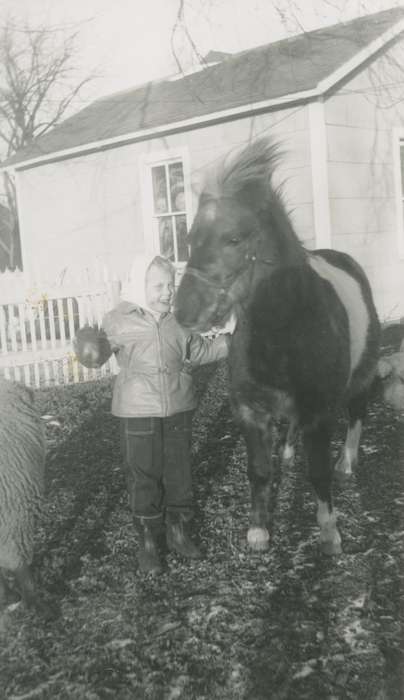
335, 452, 355, 477
247, 527, 270, 551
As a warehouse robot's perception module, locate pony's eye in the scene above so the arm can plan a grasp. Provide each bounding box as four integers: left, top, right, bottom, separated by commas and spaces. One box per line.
227, 237, 242, 246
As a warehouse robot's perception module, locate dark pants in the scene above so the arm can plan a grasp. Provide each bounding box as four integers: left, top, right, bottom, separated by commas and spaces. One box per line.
120, 411, 194, 521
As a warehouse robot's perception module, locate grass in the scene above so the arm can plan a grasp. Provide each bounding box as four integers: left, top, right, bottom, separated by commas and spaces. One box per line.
0, 362, 403, 700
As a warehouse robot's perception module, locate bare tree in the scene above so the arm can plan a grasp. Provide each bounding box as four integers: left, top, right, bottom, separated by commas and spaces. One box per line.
0, 21, 93, 270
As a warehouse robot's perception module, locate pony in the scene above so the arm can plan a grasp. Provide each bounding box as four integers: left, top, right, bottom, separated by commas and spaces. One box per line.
174, 138, 380, 555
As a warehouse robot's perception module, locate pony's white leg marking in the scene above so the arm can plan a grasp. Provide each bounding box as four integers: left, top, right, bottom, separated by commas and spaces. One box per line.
247, 527, 270, 551
282, 419, 298, 465
317, 500, 342, 555
335, 419, 362, 475
282, 442, 295, 463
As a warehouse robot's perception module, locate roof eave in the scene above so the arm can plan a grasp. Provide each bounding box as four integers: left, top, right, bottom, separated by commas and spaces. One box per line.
4, 14, 404, 173
1, 87, 320, 172
317, 15, 404, 93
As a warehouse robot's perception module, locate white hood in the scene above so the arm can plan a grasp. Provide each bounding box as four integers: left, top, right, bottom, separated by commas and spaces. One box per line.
120, 254, 153, 309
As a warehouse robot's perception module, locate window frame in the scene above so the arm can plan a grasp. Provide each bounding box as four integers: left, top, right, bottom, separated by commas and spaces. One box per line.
140, 146, 193, 268
393, 128, 404, 260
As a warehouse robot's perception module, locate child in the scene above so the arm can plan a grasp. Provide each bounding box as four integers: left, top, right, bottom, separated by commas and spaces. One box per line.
74, 255, 230, 574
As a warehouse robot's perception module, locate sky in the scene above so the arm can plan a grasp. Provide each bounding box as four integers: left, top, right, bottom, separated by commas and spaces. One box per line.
0, 0, 403, 110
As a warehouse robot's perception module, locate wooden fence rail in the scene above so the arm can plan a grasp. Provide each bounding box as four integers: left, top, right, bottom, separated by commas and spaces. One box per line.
0, 275, 120, 387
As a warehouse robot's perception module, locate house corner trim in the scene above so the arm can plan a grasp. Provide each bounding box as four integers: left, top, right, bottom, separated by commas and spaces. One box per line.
13, 171, 27, 276
309, 100, 331, 249
392, 128, 404, 260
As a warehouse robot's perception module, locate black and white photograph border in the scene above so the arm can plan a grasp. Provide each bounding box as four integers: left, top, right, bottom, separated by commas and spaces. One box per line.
0, 1, 403, 699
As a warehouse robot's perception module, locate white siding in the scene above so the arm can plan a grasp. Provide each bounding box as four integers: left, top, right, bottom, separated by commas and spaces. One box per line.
17, 145, 146, 285
16, 104, 314, 286
324, 38, 404, 320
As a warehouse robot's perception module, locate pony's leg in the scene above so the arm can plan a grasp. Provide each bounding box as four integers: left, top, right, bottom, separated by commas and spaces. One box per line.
243, 421, 274, 551
282, 419, 298, 466
303, 422, 342, 555
335, 391, 368, 476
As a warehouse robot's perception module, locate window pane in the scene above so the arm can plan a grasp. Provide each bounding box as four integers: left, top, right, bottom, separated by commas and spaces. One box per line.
175, 214, 189, 261
159, 217, 174, 260
152, 165, 168, 213
168, 162, 185, 212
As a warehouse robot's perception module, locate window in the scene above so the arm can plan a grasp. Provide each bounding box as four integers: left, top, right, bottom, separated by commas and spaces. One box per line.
393, 130, 404, 259
140, 148, 192, 265
151, 160, 189, 262
140, 148, 193, 268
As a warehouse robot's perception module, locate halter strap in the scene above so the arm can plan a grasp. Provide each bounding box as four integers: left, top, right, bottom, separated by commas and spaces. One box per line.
185, 253, 276, 294
183, 265, 227, 291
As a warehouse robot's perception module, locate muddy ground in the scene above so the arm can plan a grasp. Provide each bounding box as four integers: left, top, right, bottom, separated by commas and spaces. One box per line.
0, 362, 403, 699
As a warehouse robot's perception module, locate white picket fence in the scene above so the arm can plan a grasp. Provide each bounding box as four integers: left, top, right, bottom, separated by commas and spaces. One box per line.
0, 268, 120, 387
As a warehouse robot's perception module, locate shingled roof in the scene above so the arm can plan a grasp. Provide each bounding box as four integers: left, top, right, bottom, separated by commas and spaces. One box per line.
5, 6, 404, 169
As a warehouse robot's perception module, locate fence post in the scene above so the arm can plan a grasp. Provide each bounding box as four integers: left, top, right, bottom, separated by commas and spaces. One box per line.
0, 266, 120, 386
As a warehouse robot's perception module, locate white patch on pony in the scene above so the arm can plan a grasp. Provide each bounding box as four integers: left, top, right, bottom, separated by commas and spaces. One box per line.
237, 403, 271, 431
335, 419, 362, 475
308, 255, 369, 380
283, 443, 295, 462
238, 403, 256, 426
237, 393, 295, 428
247, 527, 270, 551
317, 500, 342, 555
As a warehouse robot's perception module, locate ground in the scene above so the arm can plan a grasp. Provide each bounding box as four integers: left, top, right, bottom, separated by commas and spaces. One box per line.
0, 362, 403, 700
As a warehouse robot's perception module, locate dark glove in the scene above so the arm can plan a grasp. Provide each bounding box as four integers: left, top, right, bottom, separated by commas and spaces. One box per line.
73, 325, 112, 368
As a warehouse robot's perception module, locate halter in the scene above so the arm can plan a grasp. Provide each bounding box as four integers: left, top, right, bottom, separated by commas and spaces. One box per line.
185, 265, 241, 294
184, 249, 276, 298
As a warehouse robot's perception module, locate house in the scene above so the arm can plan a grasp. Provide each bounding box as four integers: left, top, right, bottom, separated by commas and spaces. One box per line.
0, 202, 17, 272
3, 7, 404, 321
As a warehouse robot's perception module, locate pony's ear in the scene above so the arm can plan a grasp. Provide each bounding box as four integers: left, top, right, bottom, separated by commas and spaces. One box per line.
219, 138, 282, 213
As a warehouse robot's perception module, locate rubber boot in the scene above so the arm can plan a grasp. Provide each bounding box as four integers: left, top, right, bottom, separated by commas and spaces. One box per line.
133, 517, 164, 574
166, 513, 202, 560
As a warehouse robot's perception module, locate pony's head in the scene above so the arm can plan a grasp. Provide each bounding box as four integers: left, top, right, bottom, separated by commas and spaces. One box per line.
175, 138, 301, 332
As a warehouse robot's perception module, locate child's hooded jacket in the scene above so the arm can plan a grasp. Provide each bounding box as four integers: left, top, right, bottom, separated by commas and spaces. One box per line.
102, 256, 229, 418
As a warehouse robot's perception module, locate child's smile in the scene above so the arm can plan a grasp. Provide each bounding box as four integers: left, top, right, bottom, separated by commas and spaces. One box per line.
145, 265, 175, 314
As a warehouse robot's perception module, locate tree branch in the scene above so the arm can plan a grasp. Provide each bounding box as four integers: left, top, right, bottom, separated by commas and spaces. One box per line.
0, 19, 94, 269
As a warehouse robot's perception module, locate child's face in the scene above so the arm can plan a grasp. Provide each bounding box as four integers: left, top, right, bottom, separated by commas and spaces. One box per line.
145, 264, 175, 314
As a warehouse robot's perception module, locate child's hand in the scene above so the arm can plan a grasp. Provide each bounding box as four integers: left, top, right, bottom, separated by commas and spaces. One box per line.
208, 311, 237, 336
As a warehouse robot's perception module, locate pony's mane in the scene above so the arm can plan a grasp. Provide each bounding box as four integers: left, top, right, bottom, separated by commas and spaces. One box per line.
201, 138, 304, 261
201, 138, 281, 203
222, 138, 282, 200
